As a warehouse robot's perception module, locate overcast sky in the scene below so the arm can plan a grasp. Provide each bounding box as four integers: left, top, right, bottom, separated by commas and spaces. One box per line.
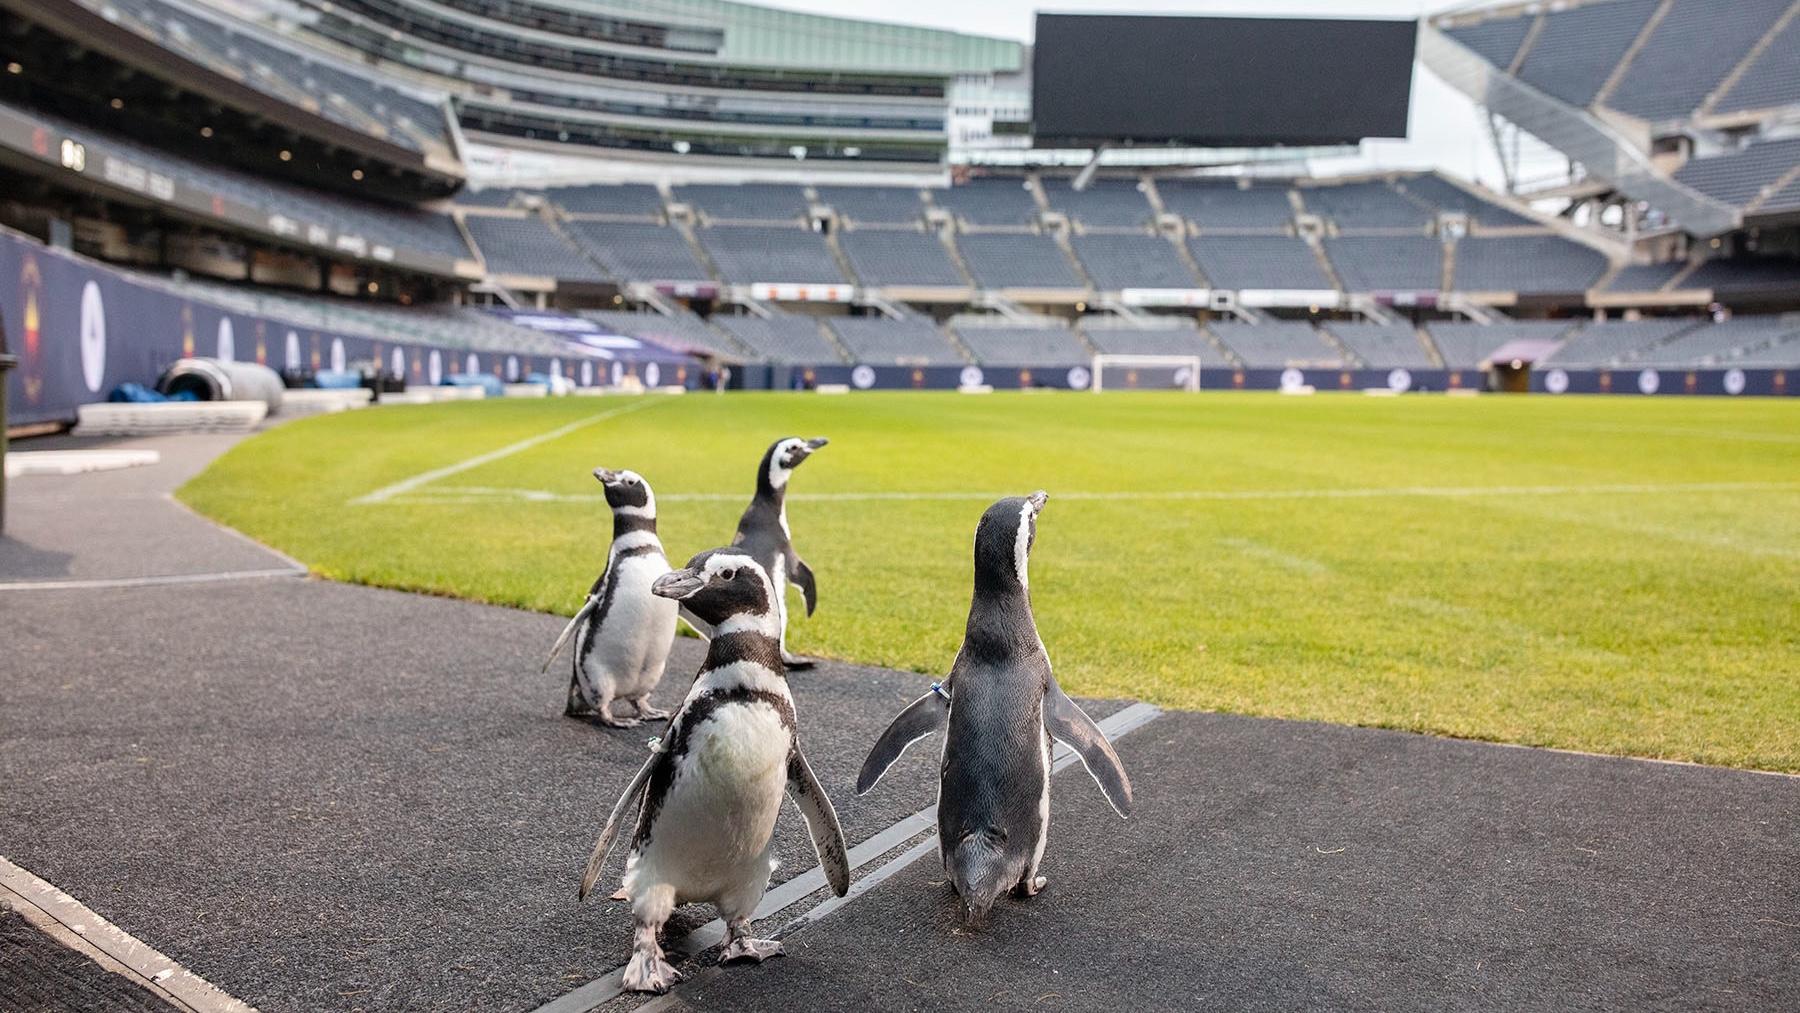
765, 0, 1512, 185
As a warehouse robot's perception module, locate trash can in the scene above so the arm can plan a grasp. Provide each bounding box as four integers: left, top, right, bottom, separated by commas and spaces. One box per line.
0, 352, 16, 534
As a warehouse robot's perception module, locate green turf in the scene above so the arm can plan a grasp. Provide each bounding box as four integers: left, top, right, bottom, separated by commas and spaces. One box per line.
179, 391, 1800, 771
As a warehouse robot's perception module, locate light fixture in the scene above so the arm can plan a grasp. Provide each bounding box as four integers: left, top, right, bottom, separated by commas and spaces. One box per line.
109, 97, 123, 109
366, 281, 379, 294
200, 126, 213, 138
5, 62, 21, 75
672, 140, 691, 154
279, 149, 292, 162
351, 168, 364, 181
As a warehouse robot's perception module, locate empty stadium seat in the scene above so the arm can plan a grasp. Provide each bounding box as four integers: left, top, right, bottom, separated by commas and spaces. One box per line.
711, 313, 845, 362
698, 226, 847, 285
1324, 323, 1433, 368
546, 184, 666, 218
1673, 139, 1800, 209
1684, 257, 1800, 293
1515, 0, 1660, 108
954, 233, 1086, 289
1395, 175, 1533, 226
1158, 181, 1294, 230
582, 309, 744, 358
1452, 236, 1608, 293
1606, 262, 1689, 292
838, 230, 968, 288
1441, 15, 1534, 70
826, 317, 964, 364
1325, 237, 1444, 292
1071, 234, 1199, 290
1187, 236, 1332, 290
1299, 182, 1434, 230
1080, 319, 1211, 356
1630, 317, 1796, 365
564, 221, 711, 283
1713, 14, 1800, 115
931, 179, 1041, 227
1537, 320, 1694, 366
465, 217, 605, 281
816, 186, 925, 226
676, 184, 810, 222
953, 324, 1089, 366
1208, 322, 1344, 368
1428, 321, 1572, 368
1607, 0, 1790, 122
1039, 177, 1154, 229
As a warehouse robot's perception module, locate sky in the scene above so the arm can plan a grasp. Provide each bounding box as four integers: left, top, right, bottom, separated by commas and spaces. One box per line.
761, 0, 1511, 185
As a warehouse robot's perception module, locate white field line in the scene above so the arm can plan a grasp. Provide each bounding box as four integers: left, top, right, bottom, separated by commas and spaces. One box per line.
391, 479, 1800, 507
349, 398, 666, 505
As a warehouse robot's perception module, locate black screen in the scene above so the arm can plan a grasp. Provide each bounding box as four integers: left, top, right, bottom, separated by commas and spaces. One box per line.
1031, 14, 1416, 147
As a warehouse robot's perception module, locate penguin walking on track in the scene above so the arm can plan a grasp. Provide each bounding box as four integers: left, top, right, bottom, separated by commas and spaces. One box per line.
540, 468, 678, 728
578, 548, 851, 994
684, 436, 828, 670
855, 491, 1133, 926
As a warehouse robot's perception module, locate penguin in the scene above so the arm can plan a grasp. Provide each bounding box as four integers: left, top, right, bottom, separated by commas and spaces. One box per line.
854, 491, 1133, 926
578, 548, 851, 994
540, 468, 678, 728
683, 436, 828, 671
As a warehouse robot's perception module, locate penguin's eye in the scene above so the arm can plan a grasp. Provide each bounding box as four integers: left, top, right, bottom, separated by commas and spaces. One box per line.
719, 568, 737, 582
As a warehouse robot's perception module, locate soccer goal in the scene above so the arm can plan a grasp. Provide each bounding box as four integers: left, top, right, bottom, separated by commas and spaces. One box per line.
1090, 354, 1202, 393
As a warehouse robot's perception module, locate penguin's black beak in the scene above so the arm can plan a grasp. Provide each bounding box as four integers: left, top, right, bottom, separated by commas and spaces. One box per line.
592, 468, 618, 485
1027, 490, 1049, 515
805, 437, 829, 451
651, 569, 705, 600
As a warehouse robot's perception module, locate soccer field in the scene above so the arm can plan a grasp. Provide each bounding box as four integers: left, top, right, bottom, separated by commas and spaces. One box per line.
180, 392, 1800, 771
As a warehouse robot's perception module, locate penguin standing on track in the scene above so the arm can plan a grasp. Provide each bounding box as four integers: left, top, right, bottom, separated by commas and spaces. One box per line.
855, 491, 1133, 926
684, 436, 828, 670
578, 548, 850, 994
540, 468, 678, 728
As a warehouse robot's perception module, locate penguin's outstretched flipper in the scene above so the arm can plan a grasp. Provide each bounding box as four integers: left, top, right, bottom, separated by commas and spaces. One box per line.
792, 558, 818, 617
1043, 676, 1133, 818
579, 748, 660, 900
541, 594, 602, 673
855, 681, 951, 794
787, 748, 851, 896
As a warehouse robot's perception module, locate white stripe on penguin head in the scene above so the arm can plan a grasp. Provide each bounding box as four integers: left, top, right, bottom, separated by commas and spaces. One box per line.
1014, 500, 1033, 590
611, 469, 656, 519
767, 438, 803, 490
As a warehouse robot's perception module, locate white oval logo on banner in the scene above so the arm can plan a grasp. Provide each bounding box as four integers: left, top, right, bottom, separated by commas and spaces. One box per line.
644, 362, 661, 387
217, 318, 235, 362
1387, 368, 1412, 393
1280, 367, 1304, 389
466, 352, 480, 376
549, 357, 562, 380
503, 355, 518, 381
851, 365, 876, 389
610, 360, 624, 385
580, 360, 592, 387
1545, 368, 1569, 394
1637, 368, 1660, 395
285, 331, 301, 370
79, 280, 107, 393
391, 347, 406, 377
330, 338, 347, 373
1723, 368, 1746, 395
428, 350, 443, 385
960, 366, 984, 387
1066, 365, 1092, 390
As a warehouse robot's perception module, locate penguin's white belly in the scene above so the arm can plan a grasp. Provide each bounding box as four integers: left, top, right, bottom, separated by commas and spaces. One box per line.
584, 556, 676, 695
630, 703, 792, 903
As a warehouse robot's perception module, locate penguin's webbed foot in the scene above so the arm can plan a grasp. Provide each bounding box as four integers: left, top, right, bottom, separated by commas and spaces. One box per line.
608, 886, 629, 902
622, 951, 681, 994
720, 936, 784, 964
597, 711, 643, 728
780, 653, 817, 671
633, 702, 672, 721
1012, 874, 1047, 898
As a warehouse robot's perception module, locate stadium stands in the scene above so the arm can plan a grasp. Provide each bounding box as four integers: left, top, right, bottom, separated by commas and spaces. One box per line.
464, 217, 603, 281
1673, 139, 1800, 210
1629, 315, 1796, 365
1325, 237, 1444, 292
932, 179, 1043, 227
952, 322, 1090, 366
1538, 319, 1695, 366
1298, 181, 1434, 230
456, 188, 532, 209
1441, 15, 1533, 70
698, 226, 847, 285
1684, 258, 1800, 294
1453, 236, 1609, 293
564, 221, 711, 283
677, 185, 811, 223
1606, 262, 1689, 292
1394, 175, 1533, 227
954, 233, 1086, 289
1323, 323, 1434, 368
582, 309, 744, 358
712, 313, 846, 363
1039, 177, 1155, 229
1208, 322, 1344, 368
1188, 236, 1332, 290
1430, 320, 1573, 368
1079, 318, 1211, 356
816, 187, 926, 226
1607, 0, 1791, 123
1733, 327, 1800, 366
549, 185, 667, 219
837, 230, 968, 288
1071, 234, 1200, 291
1514, 0, 1660, 109
1713, 14, 1800, 115
1158, 181, 1294, 230
827, 317, 965, 364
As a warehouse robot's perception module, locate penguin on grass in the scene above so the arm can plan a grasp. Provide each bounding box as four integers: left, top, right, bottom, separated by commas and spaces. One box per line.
856, 491, 1133, 926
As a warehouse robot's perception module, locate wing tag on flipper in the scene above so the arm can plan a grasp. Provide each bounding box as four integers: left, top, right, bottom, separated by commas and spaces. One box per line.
855, 684, 950, 795
1044, 677, 1134, 818
788, 748, 851, 896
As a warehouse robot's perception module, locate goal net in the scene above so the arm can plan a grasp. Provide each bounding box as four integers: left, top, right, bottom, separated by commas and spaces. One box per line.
1090, 354, 1201, 393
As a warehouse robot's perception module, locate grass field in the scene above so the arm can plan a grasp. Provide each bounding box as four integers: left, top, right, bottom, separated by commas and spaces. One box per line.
180, 391, 1800, 771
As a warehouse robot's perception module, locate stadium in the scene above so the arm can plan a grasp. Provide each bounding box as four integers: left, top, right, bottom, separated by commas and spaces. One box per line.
0, 0, 1795, 1010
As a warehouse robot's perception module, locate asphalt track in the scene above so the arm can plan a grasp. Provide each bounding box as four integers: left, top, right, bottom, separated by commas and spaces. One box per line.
1, 432, 1796, 1012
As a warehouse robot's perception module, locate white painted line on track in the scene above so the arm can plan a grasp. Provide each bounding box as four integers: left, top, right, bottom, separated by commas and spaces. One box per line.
0, 568, 304, 592
534, 702, 1162, 1013
0, 855, 259, 1013
396, 479, 1800, 508
349, 398, 667, 505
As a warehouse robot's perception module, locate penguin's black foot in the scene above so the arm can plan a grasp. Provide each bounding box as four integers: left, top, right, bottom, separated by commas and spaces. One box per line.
1012, 875, 1047, 898
781, 653, 817, 671
720, 936, 784, 964
608, 886, 629, 902
633, 702, 672, 721
622, 951, 681, 994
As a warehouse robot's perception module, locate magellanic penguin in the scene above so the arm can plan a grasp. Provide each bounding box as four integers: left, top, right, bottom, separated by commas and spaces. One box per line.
578, 548, 851, 994
684, 436, 828, 670
855, 491, 1133, 926
540, 469, 678, 728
